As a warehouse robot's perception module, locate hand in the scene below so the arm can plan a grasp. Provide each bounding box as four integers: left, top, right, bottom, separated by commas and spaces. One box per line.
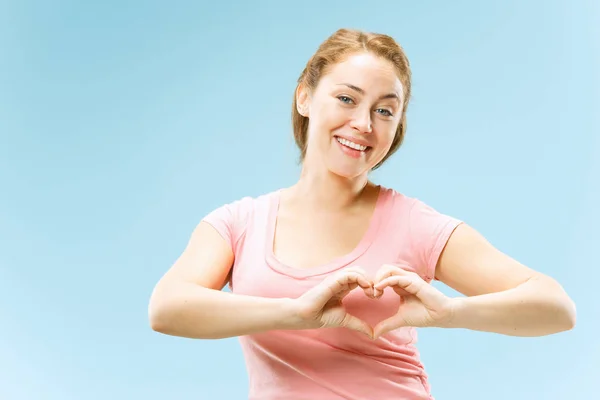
372, 264, 455, 339
291, 267, 377, 338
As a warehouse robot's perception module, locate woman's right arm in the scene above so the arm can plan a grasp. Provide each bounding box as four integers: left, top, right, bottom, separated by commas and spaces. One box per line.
148, 221, 300, 339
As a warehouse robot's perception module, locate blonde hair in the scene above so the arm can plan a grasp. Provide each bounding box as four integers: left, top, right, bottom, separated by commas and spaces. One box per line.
292, 28, 412, 170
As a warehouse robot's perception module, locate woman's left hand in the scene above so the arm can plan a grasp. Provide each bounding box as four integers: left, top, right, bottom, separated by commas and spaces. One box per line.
372, 264, 456, 339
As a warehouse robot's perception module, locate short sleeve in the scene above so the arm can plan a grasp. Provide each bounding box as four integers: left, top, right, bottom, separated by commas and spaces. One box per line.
201, 197, 252, 253
408, 199, 463, 281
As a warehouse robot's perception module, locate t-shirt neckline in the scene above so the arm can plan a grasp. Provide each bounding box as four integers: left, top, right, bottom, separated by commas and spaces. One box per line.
264, 186, 388, 279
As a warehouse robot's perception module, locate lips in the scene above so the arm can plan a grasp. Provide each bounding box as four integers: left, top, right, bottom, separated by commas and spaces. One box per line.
334, 135, 371, 152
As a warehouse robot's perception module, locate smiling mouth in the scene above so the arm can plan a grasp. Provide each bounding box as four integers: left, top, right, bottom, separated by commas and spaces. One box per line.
334, 136, 371, 152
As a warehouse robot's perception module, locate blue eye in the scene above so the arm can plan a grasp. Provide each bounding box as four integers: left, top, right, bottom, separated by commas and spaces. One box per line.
376, 109, 393, 117
337, 96, 354, 104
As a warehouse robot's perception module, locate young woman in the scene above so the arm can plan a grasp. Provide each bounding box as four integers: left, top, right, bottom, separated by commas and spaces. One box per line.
148, 28, 576, 400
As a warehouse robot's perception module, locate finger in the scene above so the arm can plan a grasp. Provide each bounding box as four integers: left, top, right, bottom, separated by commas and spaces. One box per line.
341, 313, 374, 339
363, 284, 376, 299
374, 275, 412, 297
373, 266, 395, 298
374, 264, 401, 284
375, 275, 447, 308
311, 272, 372, 306
342, 267, 376, 298
343, 272, 372, 293
392, 286, 412, 297
373, 264, 409, 297
373, 315, 406, 339
374, 275, 423, 296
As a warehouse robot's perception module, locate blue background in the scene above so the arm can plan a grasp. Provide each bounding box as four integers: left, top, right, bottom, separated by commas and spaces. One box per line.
1, 1, 597, 399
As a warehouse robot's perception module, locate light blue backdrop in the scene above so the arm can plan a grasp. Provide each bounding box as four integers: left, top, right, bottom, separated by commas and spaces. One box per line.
1, 1, 597, 399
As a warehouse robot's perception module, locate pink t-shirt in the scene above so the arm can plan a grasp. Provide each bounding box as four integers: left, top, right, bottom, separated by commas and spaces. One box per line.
202, 186, 462, 400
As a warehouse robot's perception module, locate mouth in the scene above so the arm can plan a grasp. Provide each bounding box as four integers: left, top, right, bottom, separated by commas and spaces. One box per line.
334, 136, 371, 154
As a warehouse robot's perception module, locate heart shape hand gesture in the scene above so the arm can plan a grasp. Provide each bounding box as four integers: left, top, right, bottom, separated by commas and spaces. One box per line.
291, 265, 455, 339
370, 264, 455, 338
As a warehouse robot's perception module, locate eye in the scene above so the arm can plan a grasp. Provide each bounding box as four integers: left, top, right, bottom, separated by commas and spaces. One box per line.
376, 108, 393, 117
337, 95, 354, 104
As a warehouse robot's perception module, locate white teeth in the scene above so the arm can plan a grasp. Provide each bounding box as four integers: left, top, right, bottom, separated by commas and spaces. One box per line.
336, 137, 368, 151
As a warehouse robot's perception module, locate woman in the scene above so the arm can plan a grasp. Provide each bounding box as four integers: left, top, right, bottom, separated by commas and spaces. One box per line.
148, 28, 576, 399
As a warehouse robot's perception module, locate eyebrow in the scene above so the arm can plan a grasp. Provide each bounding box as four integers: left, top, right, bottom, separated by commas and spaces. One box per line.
337, 83, 400, 101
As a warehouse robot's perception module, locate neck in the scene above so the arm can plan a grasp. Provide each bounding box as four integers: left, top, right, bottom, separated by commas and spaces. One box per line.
285, 163, 373, 211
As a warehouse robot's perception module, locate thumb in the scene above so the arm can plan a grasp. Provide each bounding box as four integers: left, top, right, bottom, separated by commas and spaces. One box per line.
341, 313, 374, 339
373, 316, 405, 340
308, 272, 370, 307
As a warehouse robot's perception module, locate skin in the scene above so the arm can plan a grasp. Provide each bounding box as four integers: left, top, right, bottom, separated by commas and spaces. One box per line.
148, 52, 576, 340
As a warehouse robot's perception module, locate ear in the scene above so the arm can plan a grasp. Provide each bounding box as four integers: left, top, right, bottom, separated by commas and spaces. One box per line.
296, 83, 310, 117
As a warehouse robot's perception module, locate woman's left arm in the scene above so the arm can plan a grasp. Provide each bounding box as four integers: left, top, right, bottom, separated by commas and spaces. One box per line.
435, 223, 576, 337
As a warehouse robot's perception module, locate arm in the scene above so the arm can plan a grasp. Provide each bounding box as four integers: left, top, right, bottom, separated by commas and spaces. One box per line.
436, 223, 576, 337
148, 221, 297, 339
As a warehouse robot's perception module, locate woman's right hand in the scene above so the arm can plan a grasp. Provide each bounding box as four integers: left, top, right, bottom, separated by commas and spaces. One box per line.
289, 267, 377, 338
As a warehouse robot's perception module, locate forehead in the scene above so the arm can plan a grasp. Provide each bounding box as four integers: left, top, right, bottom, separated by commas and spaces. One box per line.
321, 52, 403, 97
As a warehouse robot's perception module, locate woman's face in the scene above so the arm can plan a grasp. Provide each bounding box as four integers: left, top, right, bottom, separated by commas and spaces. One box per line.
298, 52, 404, 179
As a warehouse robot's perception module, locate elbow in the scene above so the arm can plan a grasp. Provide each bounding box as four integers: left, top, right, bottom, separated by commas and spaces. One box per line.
558, 296, 576, 332
533, 276, 576, 334
148, 304, 168, 333
148, 288, 173, 334
148, 304, 165, 333
545, 278, 577, 333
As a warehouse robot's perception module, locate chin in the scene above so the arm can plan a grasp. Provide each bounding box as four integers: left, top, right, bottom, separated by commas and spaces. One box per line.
326, 159, 370, 180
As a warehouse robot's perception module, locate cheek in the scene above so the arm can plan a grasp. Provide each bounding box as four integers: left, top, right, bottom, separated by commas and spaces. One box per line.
375, 126, 397, 151
307, 111, 346, 144
313, 101, 349, 128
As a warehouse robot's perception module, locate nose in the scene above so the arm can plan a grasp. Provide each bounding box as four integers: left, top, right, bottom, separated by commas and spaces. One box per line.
349, 107, 372, 134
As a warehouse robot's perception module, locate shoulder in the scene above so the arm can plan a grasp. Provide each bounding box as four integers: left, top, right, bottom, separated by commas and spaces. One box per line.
379, 185, 431, 217
228, 189, 279, 211
200, 189, 280, 245
204, 189, 279, 221
379, 185, 457, 221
